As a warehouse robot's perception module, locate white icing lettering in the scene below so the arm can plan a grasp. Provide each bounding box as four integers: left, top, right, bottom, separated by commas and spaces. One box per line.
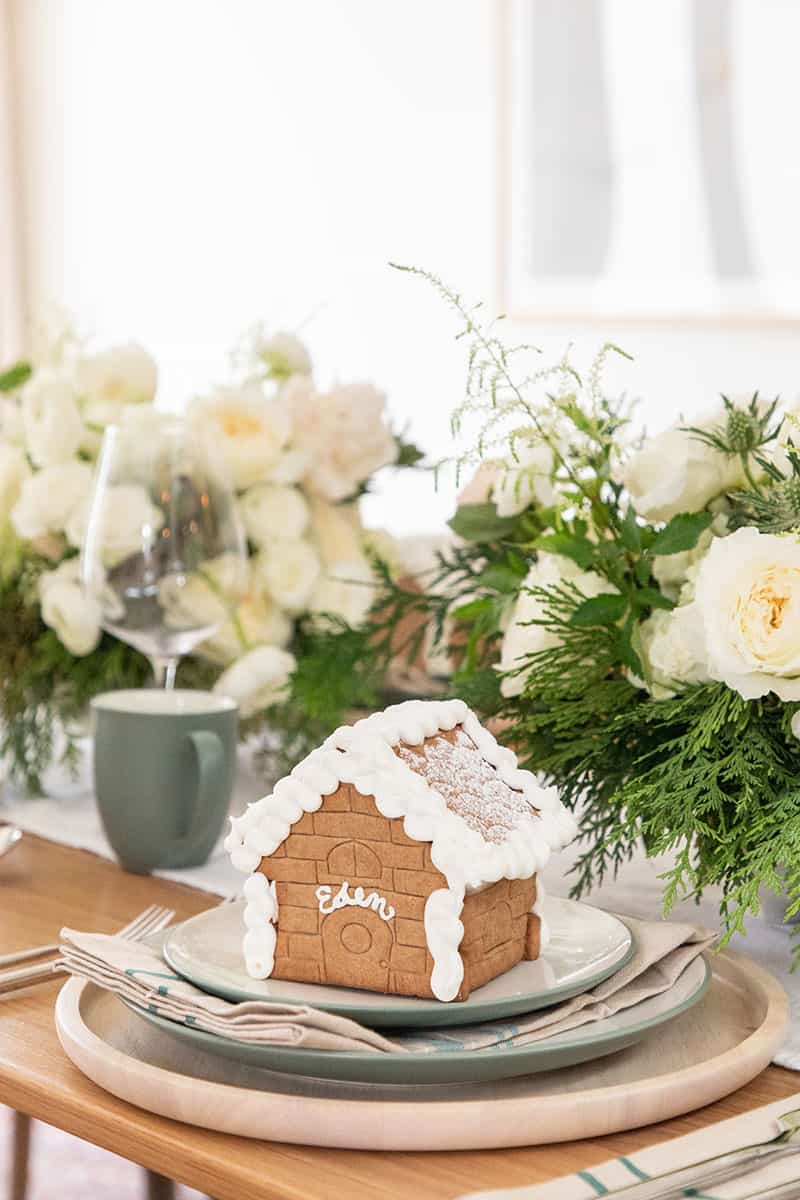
315, 880, 396, 922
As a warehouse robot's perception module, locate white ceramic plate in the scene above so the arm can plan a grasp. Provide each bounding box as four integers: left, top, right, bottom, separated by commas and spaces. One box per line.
122, 956, 710, 1083
163, 896, 634, 1027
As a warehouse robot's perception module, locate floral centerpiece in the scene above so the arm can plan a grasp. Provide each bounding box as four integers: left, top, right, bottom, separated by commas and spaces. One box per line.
276, 268, 800, 961
0, 318, 420, 791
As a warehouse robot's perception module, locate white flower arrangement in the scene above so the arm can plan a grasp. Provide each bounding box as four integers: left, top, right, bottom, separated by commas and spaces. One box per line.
0, 321, 419, 788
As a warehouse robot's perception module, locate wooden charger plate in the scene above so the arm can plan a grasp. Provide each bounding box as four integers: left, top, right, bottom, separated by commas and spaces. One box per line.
55, 950, 788, 1151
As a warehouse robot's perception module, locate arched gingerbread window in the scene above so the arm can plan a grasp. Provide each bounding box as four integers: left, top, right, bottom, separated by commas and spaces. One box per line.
326, 840, 382, 884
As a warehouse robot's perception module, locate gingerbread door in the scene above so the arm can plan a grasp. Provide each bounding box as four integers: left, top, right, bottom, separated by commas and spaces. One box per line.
320, 906, 393, 992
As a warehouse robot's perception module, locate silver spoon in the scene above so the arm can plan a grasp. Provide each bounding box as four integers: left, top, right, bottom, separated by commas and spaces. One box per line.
0, 825, 22, 859
603, 1107, 800, 1198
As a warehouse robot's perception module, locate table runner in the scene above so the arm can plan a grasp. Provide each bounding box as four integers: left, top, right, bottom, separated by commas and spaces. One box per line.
3, 747, 800, 1068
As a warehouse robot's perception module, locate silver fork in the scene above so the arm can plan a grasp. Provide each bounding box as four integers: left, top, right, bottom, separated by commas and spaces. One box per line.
602, 1107, 800, 1199
0, 903, 175, 995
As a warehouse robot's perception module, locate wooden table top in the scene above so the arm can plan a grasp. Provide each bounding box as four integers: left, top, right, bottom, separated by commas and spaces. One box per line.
1, 834, 798, 1200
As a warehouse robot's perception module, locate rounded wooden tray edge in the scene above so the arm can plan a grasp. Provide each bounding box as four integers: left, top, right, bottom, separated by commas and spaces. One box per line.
54, 948, 791, 1150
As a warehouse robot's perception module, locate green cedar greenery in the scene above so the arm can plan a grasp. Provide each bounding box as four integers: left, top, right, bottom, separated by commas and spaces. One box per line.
260, 269, 800, 963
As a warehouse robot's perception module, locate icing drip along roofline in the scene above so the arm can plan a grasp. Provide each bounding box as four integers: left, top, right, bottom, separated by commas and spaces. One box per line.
225, 698, 577, 891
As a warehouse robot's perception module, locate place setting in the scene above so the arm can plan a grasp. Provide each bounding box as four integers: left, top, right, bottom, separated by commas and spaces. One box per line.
4, 28, 800, 1187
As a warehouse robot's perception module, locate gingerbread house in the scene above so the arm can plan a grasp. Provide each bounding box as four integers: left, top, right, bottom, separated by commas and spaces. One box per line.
225, 698, 576, 1002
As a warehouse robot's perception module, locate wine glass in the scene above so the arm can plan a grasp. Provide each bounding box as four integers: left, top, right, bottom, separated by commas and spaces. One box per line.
80, 417, 248, 688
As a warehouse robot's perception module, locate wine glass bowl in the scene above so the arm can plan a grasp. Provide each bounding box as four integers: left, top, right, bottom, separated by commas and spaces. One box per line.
81, 419, 248, 687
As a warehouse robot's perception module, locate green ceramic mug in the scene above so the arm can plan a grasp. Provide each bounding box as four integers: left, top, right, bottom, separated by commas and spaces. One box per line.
92, 689, 238, 874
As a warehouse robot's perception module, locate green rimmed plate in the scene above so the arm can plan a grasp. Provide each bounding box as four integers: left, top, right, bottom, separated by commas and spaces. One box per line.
162, 897, 635, 1028
121, 955, 710, 1085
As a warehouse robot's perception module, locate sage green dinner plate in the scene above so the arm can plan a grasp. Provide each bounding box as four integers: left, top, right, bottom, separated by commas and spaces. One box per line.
162, 897, 635, 1028
121, 955, 710, 1085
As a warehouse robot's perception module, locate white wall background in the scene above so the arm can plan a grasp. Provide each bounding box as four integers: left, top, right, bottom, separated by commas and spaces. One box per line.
8, 0, 800, 533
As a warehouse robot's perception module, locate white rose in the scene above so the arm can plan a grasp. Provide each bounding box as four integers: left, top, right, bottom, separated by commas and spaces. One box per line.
0, 445, 31, 524
0, 398, 25, 444
255, 539, 320, 614
21, 366, 85, 467
257, 331, 312, 380
240, 483, 309, 545
622, 407, 743, 523
11, 461, 93, 541
200, 594, 293, 665
695, 526, 800, 699
159, 552, 249, 630
286, 377, 397, 501
66, 483, 162, 567
192, 386, 291, 490
499, 553, 618, 698
38, 559, 101, 656
78, 342, 158, 419
638, 603, 710, 699
310, 558, 376, 628
492, 440, 556, 518
214, 645, 296, 718
652, 527, 715, 602
308, 496, 365, 565
457, 462, 500, 507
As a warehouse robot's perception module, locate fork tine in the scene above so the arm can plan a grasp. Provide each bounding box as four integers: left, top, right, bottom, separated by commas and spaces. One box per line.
128, 907, 175, 942
117, 904, 160, 941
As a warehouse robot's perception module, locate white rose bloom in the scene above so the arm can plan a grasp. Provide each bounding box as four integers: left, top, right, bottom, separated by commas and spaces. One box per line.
214, 645, 296, 718
310, 558, 375, 628
0, 445, 31, 524
159, 552, 249, 630
457, 462, 500, 507
257, 331, 312, 380
694, 526, 800, 700
286, 377, 397, 502
192, 386, 291, 491
21, 366, 85, 467
255, 539, 320, 614
499, 553, 618, 698
0, 398, 25, 444
622, 407, 742, 523
66, 483, 162, 567
78, 343, 158, 417
308, 496, 365, 565
265, 447, 310, 485
38, 559, 101, 656
638, 604, 710, 699
240, 483, 309, 545
200, 594, 293, 666
492, 440, 556, 518
652, 527, 715, 602
11, 461, 93, 541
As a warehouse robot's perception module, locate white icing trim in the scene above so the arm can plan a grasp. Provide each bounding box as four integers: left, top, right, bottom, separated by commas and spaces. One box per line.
225, 698, 577, 1000
532, 878, 550, 952
242, 873, 278, 979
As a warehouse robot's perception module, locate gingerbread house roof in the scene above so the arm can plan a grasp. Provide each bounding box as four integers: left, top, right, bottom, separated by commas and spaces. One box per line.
226, 698, 575, 889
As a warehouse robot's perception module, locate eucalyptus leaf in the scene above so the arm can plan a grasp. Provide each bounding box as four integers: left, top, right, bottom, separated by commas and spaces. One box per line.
0, 362, 31, 393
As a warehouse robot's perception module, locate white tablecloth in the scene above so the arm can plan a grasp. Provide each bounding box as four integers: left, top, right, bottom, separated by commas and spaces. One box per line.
3, 748, 800, 1069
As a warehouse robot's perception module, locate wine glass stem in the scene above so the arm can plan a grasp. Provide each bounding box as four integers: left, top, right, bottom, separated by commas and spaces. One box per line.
151, 657, 179, 690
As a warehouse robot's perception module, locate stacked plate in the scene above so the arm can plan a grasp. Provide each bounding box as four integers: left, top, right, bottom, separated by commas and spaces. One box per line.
121, 897, 710, 1086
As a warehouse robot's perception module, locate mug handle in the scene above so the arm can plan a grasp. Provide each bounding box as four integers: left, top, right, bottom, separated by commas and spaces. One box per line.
168, 730, 226, 868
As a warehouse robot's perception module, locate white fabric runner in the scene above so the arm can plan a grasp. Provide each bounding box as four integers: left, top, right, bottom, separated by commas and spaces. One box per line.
3, 746, 800, 1068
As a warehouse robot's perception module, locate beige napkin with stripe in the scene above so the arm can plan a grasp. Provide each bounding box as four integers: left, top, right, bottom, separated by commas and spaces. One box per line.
60, 913, 714, 1055
458, 1091, 800, 1199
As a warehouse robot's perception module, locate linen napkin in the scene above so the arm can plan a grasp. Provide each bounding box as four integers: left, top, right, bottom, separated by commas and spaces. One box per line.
396, 915, 715, 1053
60, 913, 713, 1055
59, 929, 399, 1053
457, 1090, 800, 1199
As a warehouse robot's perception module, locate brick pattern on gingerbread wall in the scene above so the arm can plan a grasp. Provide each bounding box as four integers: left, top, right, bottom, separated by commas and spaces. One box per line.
257, 733, 541, 1001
